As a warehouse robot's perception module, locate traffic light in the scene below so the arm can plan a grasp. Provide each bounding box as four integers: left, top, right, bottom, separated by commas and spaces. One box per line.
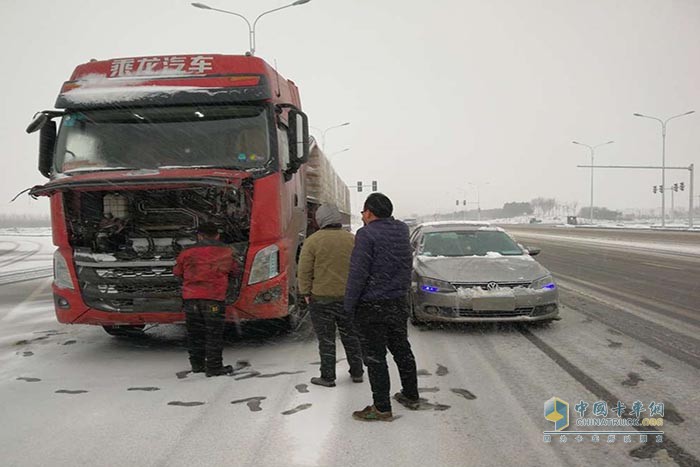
455, 200, 459, 206
673, 183, 679, 192
372, 180, 377, 192
357, 181, 363, 192
659, 185, 664, 193
680, 182, 685, 191
463, 200, 466, 206
653, 186, 657, 194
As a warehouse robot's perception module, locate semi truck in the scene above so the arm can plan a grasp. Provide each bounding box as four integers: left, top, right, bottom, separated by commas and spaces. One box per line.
26, 54, 350, 336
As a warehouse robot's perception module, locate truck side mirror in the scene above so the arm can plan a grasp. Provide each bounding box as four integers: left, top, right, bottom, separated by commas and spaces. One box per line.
287, 109, 309, 171
38, 120, 57, 178
26, 112, 49, 134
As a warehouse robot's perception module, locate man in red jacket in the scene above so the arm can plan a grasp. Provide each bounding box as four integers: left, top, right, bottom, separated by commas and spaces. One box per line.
173, 222, 240, 377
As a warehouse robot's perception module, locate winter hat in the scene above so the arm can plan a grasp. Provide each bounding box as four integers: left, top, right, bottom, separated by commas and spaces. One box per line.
363, 193, 393, 218
315, 203, 343, 229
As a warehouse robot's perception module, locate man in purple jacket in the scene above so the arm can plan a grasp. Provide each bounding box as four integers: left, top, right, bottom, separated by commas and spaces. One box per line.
346, 193, 420, 421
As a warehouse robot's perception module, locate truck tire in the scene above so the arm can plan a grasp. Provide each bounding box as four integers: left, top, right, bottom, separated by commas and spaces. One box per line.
284, 293, 313, 338
102, 324, 146, 337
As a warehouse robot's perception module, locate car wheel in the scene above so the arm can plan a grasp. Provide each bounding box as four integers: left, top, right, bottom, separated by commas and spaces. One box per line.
408, 293, 424, 326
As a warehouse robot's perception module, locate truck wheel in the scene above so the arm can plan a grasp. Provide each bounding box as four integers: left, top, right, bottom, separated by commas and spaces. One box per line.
102, 325, 145, 337
284, 294, 313, 338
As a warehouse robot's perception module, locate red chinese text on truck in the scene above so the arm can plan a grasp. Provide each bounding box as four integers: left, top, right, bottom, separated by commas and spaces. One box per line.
27, 54, 350, 336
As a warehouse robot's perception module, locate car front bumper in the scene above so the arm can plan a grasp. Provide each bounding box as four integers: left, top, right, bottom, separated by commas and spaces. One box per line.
412, 286, 559, 323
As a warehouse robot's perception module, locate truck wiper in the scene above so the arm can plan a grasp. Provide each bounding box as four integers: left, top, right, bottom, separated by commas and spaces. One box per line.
62, 167, 139, 175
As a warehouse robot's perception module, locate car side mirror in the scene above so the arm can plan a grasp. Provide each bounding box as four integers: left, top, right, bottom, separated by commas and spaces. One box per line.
527, 247, 541, 256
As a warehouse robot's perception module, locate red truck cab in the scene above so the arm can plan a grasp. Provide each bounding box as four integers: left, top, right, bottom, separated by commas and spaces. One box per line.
28, 54, 313, 335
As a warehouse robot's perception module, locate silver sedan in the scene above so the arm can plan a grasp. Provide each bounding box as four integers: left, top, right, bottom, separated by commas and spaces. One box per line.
409, 222, 559, 324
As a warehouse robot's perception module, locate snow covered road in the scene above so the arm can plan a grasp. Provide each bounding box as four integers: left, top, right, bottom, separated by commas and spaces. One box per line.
1, 233, 698, 466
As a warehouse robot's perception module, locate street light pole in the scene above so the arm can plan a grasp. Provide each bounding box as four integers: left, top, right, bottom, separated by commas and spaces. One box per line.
327, 147, 350, 157
191, 0, 311, 56
633, 110, 695, 227
467, 182, 490, 221
321, 122, 350, 152
572, 140, 614, 225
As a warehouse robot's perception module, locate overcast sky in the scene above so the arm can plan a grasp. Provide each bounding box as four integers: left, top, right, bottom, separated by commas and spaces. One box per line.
2, 0, 699, 218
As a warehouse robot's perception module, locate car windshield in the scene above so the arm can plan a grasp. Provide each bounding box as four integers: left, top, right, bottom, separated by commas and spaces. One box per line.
421, 230, 523, 256
53, 105, 270, 173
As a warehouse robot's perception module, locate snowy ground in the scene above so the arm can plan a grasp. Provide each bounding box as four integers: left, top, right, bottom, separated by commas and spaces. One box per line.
0, 230, 54, 284
0, 230, 698, 466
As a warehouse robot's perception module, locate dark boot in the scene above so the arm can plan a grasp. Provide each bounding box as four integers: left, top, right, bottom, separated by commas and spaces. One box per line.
206, 365, 234, 377
310, 376, 336, 387
394, 391, 421, 410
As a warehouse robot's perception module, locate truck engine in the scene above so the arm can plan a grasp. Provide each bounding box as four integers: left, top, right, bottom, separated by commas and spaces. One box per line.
62, 186, 250, 313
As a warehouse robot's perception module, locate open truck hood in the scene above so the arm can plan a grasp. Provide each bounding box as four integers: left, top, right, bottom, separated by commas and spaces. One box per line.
29, 168, 253, 197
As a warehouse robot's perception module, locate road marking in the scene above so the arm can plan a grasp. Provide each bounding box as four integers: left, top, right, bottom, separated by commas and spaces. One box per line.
640, 261, 684, 270
512, 231, 700, 262
555, 274, 700, 341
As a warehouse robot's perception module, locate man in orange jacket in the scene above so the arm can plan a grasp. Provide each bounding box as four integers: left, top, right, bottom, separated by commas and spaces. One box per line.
174, 222, 240, 377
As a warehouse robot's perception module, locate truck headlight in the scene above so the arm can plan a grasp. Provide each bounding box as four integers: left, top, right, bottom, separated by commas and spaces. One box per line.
53, 250, 74, 290
530, 275, 556, 290
419, 277, 455, 293
248, 244, 280, 285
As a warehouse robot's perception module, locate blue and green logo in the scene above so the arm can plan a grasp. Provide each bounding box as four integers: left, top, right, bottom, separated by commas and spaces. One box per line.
544, 397, 569, 431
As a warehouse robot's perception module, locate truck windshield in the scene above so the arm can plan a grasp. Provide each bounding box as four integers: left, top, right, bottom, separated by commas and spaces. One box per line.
54, 105, 271, 173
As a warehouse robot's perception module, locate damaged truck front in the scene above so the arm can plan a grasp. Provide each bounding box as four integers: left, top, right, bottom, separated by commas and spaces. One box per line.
27, 54, 319, 335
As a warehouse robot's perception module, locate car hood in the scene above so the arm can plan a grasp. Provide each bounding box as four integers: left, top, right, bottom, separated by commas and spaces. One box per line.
414, 255, 550, 283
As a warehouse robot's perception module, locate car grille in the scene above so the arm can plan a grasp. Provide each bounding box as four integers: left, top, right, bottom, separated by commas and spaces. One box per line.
453, 281, 531, 290
454, 307, 534, 318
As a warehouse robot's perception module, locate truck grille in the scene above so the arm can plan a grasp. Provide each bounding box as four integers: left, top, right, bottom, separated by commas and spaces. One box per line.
94, 267, 173, 278
77, 262, 181, 313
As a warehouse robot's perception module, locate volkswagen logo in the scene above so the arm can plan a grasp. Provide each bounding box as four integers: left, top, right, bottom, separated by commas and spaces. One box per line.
486, 282, 499, 290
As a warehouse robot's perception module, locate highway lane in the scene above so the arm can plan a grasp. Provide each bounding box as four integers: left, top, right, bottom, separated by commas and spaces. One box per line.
508, 225, 700, 368
508, 226, 700, 324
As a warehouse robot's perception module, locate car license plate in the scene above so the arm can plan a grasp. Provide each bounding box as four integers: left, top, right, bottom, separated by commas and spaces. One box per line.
472, 296, 516, 311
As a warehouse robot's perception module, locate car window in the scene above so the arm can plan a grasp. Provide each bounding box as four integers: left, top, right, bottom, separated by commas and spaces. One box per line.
421, 230, 524, 256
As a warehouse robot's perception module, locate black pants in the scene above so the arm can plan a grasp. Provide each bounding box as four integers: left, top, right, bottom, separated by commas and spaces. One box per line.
355, 297, 419, 413
309, 300, 364, 380
184, 299, 226, 371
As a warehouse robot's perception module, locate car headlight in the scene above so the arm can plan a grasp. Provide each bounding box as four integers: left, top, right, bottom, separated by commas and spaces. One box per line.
248, 244, 280, 285
53, 250, 74, 290
530, 275, 556, 290
419, 277, 455, 293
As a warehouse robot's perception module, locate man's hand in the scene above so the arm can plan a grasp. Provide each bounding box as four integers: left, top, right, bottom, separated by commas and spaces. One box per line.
304, 296, 311, 304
